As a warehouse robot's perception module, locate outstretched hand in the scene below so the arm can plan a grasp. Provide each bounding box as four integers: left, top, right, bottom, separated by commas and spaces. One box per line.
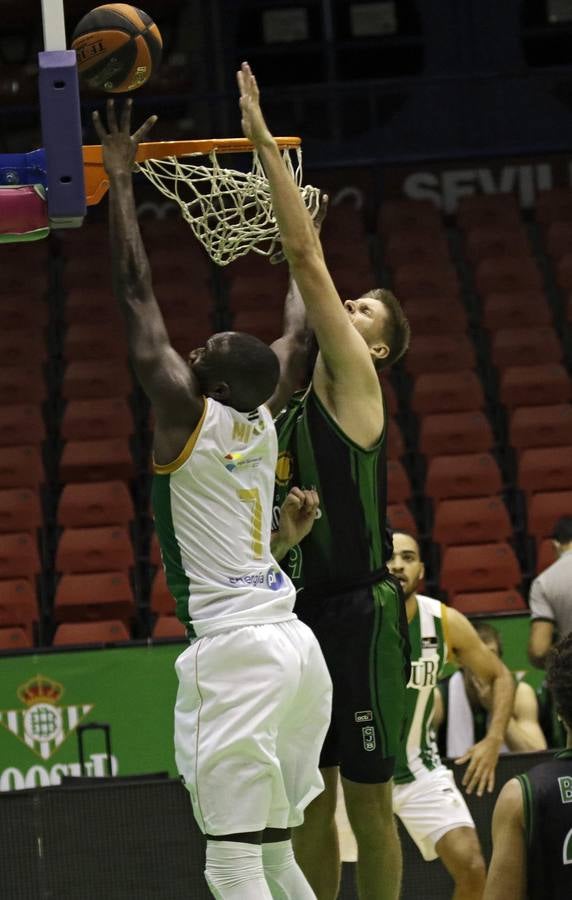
236, 62, 274, 149
92, 98, 157, 178
455, 734, 502, 796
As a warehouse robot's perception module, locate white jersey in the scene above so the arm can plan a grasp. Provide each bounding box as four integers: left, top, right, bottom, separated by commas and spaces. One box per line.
152, 398, 296, 637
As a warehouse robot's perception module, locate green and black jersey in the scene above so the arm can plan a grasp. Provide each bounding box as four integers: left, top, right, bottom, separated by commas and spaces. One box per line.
517, 749, 572, 899
274, 386, 391, 604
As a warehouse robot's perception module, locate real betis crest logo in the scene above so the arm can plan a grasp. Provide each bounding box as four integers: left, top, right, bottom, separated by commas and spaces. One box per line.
0, 675, 93, 761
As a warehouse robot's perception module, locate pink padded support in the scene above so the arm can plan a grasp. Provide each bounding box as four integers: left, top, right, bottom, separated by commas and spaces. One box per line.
0, 185, 48, 236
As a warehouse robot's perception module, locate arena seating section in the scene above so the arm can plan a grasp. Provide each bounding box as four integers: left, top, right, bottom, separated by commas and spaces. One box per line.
1, 186, 571, 650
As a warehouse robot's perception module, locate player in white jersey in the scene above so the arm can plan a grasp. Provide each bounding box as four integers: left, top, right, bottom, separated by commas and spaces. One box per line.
94, 100, 332, 900
388, 533, 515, 899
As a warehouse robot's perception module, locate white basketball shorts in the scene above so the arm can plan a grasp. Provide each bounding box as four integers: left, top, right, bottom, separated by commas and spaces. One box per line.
174, 617, 333, 836
392, 766, 476, 861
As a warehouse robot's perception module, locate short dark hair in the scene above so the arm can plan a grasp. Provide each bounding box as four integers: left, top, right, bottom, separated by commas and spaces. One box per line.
552, 516, 572, 545
474, 621, 503, 656
361, 289, 410, 371
208, 332, 280, 411
391, 530, 421, 556
546, 633, 572, 731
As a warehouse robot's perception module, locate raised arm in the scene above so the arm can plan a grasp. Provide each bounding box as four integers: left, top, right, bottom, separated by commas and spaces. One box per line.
267, 194, 328, 417
237, 64, 381, 414
447, 607, 515, 795
92, 100, 203, 463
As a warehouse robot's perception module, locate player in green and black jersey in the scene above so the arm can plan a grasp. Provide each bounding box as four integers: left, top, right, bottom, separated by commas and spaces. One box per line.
240, 66, 411, 900
485, 633, 572, 899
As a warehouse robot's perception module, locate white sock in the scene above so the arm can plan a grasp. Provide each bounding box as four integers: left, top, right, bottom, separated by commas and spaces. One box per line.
262, 840, 317, 899
204, 840, 272, 899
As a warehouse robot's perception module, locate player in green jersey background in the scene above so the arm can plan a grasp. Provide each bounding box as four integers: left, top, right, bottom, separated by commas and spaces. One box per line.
388, 533, 515, 899
485, 633, 572, 900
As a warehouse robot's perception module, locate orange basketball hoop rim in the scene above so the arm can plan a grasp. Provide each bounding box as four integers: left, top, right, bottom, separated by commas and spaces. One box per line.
82, 137, 302, 206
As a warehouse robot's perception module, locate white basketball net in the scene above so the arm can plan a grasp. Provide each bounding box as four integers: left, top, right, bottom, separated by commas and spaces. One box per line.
136, 147, 321, 266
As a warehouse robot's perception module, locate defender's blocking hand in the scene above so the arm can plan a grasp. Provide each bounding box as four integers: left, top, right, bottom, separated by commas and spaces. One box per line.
92, 98, 157, 177
237, 62, 274, 149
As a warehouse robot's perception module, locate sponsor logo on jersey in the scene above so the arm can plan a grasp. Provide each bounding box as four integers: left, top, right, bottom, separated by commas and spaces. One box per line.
224, 452, 262, 472
0, 675, 93, 761
228, 567, 285, 591
558, 776, 572, 804
354, 710, 373, 723
275, 451, 293, 486
362, 726, 376, 752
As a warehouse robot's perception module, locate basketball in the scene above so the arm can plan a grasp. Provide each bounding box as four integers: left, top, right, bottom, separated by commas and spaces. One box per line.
71, 4, 162, 93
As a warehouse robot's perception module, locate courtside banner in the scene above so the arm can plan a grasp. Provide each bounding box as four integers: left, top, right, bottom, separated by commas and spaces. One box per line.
0, 643, 184, 792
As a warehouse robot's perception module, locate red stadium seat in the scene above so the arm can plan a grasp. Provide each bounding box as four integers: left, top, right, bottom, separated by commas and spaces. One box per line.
387, 460, 412, 504
378, 199, 443, 236
536, 188, 572, 227
62, 360, 132, 400
536, 538, 556, 573
0, 488, 42, 537
231, 308, 283, 344
419, 411, 494, 458
380, 378, 398, 415
499, 365, 572, 409
0, 626, 33, 651
433, 497, 512, 548
150, 568, 174, 616
54, 572, 134, 625
58, 481, 134, 528
0, 580, 38, 641
63, 324, 127, 362
59, 439, 134, 483
404, 334, 475, 376
465, 225, 530, 263
384, 230, 450, 269
0, 331, 46, 370
0, 445, 44, 489
61, 398, 133, 441
387, 503, 417, 536
0, 368, 46, 406
440, 542, 522, 595
329, 264, 377, 300
456, 194, 521, 231
411, 371, 484, 415
555, 253, 572, 292
392, 262, 460, 301
490, 327, 562, 370
401, 296, 468, 335
1, 298, 49, 333
544, 221, 572, 259
475, 258, 543, 296
527, 491, 572, 541
164, 316, 212, 356
387, 418, 405, 459
150, 254, 212, 288
152, 615, 187, 639
450, 590, 527, 616
150, 531, 162, 567
52, 620, 131, 647
482, 291, 552, 330
0, 532, 41, 581
518, 447, 572, 497
55, 526, 134, 575
0, 405, 45, 447
65, 291, 123, 328
509, 404, 572, 450
425, 453, 502, 502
